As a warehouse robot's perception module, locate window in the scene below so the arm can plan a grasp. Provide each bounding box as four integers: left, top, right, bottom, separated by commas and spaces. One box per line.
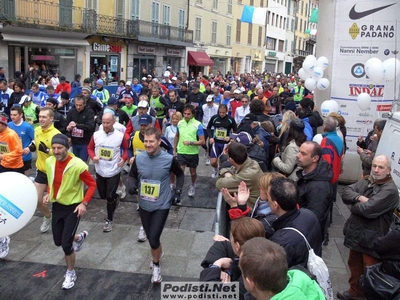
195, 17, 202, 41
285, 39, 288, 52
278, 40, 284, 52
280, 16, 282, 28
116, 0, 124, 18
305, 3, 308, 15
258, 26, 262, 47
248, 24, 253, 44
301, 1, 304, 15
266, 37, 276, 50
212, 0, 218, 10
299, 18, 302, 32
178, 9, 185, 40
130, 0, 139, 20
250, 0, 254, 5
162, 5, 170, 25
236, 19, 241, 42
291, 19, 294, 31
86, 0, 97, 10
268, 11, 271, 25
271, 13, 274, 26
228, 0, 232, 14
304, 20, 307, 32
212, 21, 217, 44
291, 40, 294, 52
226, 24, 232, 46
152, 1, 160, 31
260, 0, 264, 7
285, 18, 287, 29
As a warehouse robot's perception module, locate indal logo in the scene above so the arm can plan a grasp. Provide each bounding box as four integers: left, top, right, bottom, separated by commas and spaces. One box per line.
349, 84, 384, 97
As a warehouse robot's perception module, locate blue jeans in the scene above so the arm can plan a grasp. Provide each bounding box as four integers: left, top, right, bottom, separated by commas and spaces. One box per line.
72, 144, 89, 162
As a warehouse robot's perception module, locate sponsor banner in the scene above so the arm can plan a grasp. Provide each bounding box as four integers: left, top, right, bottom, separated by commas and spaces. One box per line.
332, 1, 400, 152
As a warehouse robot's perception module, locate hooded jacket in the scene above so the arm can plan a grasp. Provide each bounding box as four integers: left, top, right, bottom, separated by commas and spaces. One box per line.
296, 159, 333, 235
271, 269, 325, 300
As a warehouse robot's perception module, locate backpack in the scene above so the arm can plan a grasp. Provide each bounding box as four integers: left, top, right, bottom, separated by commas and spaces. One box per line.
283, 227, 333, 300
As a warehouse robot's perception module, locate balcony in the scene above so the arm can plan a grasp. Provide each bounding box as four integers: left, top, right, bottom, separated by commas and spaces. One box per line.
293, 49, 313, 57
0, 0, 193, 45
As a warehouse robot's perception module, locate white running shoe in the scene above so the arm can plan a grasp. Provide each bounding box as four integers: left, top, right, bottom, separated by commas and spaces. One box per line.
188, 184, 195, 197
119, 184, 126, 199
40, 216, 52, 233
136, 203, 140, 211
74, 231, 88, 252
170, 183, 175, 191
62, 270, 77, 290
211, 168, 218, 178
205, 159, 210, 165
151, 264, 162, 283
138, 226, 147, 242
0, 236, 10, 259
103, 220, 113, 232
149, 251, 165, 269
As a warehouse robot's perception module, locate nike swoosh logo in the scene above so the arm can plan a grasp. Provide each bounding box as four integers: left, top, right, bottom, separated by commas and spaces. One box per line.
349, 3, 396, 20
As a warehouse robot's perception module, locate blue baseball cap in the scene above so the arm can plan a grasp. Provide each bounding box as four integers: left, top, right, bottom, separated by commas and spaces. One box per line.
107, 96, 118, 105
139, 114, 152, 125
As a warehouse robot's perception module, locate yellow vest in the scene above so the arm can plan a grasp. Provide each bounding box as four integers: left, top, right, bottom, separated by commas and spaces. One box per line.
132, 131, 146, 156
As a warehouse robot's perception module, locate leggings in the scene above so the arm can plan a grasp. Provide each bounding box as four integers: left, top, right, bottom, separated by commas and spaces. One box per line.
139, 208, 169, 249
96, 172, 121, 221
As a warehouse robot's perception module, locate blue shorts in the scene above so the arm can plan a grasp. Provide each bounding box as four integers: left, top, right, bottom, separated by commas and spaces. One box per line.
210, 142, 227, 159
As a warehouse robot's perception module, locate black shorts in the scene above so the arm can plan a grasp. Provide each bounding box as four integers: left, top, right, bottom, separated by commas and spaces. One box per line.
177, 154, 199, 168
22, 160, 32, 172
35, 170, 48, 185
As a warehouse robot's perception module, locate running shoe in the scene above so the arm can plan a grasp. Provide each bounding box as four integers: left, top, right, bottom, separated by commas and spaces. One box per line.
40, 215, 52, 233
62, 270, 77, 290
0, 236, 10, 259
136, 203, 140, 211
138, 226, 147, 242
149, 251, 165, 269
151, 264, 162, 283
211, 168, 218, 178
74, 231, 88, 252
170, 183, 175, 191
188, 184, 195, 197
103, 220, 113, 232
206, 159, 210, 165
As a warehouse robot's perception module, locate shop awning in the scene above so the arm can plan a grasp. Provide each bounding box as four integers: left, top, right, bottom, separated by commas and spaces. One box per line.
1, 34, 89, 46
187, 51, 214, 66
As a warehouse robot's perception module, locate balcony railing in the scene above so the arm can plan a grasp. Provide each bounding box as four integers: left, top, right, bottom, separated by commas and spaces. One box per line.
294, 49, 313, 57
0, 0, 193, 44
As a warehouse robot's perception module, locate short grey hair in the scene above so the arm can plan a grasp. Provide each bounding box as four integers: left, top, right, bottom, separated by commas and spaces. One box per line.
324, 116, 338, 132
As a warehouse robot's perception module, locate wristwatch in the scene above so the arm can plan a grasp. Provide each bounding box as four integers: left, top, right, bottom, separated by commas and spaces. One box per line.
82, 202, 88, 206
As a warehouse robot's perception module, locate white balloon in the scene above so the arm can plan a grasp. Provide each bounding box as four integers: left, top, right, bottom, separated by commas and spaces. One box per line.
316, 78, 330, 90
298, 68, 309, 80
305, 55, 317, 66
317, 56, 329, 70
313, 133, 323, 145
302, 59, 315, 75
365, 58, 384, 83
357, 93, 371, 111
382, 58, 400, 81
0, 172, 37, 237
320, 100, 339, 117
304, 78, 316, 91
313, 66, 324, 81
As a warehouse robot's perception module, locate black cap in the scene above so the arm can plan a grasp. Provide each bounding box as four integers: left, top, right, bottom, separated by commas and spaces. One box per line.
243, 113, 258, 123
289, 118, 305, 132
60, 92, 70, 100
46, 97, 58, 106
60, 76, 66, 81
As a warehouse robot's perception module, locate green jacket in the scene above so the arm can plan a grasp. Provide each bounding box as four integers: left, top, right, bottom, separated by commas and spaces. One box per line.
271, 270, 325, 300
46, 154, 88, 206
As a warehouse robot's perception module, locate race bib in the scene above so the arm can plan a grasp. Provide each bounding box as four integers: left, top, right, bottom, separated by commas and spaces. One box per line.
0, 142, 10, 153
168, 109, 176, 118
269, 106, 276, 114
140, 179, 161, 202
191, 102, 199, 108
215, 128, 227, 139
72, 127, 84, 138
99, 146, 114, 161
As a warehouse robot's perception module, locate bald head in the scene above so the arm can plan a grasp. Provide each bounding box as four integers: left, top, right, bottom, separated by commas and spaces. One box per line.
102, 112, 115, 133
371, 155, 391, 181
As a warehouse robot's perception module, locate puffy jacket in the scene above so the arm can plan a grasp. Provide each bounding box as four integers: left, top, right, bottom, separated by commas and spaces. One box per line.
296, 159, 333, 235
374, 226, 400, 278
272, 141, 301, 181
306, 110, 323, 137
271, 269, 325, 300
270, 208, 323, 268
341, 175, 399, 257
216, 157, 264, 208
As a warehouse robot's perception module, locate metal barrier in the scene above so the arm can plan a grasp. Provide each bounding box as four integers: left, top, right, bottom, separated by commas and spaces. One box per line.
214, 192, 228, 237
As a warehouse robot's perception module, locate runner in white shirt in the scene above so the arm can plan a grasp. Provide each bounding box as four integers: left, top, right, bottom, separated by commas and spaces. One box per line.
234, 94, 251, 125
201, 95, 219, 165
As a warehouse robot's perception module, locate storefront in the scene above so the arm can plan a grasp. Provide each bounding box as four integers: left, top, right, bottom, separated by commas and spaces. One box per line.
0, 27, 88, 87
128, 44, 185, 80
87, 36, 126, 85
265, 59, 277, 73
187, 50, 214, 77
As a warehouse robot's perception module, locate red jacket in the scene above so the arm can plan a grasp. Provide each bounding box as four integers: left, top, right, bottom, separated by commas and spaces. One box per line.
55, 82, 72, 94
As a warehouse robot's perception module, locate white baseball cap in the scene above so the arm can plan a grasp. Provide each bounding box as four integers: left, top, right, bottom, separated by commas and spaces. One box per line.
125, 81, 132, 86
206, 95, 214, 102
138, 100, 149, 108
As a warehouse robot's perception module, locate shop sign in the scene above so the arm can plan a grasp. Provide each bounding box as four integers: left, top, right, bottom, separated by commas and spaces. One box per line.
166, 48, 181, 56
92, 42, 122, 53
138, 46, 156, 54
267, 51, 277, 57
